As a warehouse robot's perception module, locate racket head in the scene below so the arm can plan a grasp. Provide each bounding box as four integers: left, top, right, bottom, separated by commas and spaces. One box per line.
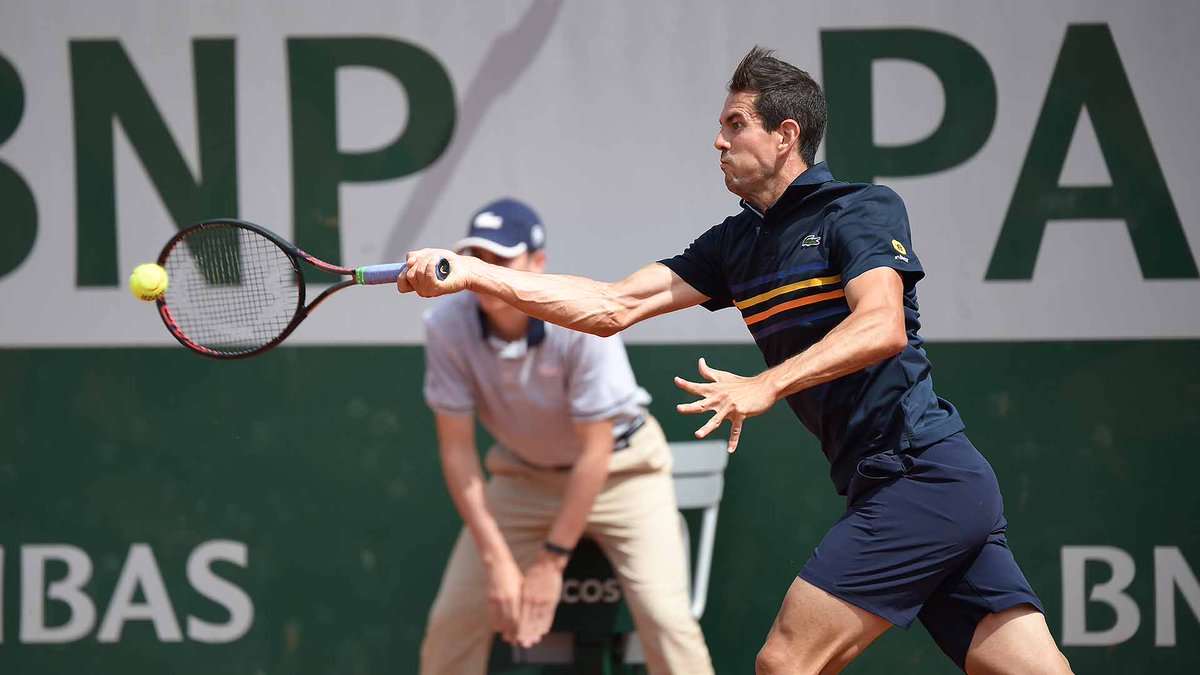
155, 219, 307, 359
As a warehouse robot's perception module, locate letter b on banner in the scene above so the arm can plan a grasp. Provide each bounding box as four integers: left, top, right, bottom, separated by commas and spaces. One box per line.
20, 545, 96, 644
1062, 545, 1140, 646
0, 52, 37, 279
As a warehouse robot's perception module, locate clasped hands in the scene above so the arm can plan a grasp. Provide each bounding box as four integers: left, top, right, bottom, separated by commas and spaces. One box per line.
487, 551, 566, 649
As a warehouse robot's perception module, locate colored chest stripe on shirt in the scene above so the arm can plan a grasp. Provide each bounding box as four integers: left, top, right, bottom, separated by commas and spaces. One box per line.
732, 263, 851, 341
735, 275, 843, 316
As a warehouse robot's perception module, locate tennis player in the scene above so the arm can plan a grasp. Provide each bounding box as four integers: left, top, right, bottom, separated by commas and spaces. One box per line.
400, 49, 1072, 674
417, 198, 713, 674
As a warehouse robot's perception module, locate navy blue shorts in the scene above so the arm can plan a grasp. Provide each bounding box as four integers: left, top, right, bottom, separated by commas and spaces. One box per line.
798, 432, 1043, 669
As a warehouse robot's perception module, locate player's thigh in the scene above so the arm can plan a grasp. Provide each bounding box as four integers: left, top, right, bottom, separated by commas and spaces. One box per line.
965, 605, 1073, 675
757, 576, 891, 675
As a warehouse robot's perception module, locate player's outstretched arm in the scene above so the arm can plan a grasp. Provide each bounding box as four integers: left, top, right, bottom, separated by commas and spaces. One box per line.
398, 249, 708, 336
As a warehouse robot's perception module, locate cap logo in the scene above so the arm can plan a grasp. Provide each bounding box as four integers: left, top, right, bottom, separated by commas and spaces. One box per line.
474, 211, 504, 229
531, 224, 545, 248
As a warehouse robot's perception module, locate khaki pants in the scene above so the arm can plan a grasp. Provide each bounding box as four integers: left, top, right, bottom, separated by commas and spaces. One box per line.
419, 414, 714, 675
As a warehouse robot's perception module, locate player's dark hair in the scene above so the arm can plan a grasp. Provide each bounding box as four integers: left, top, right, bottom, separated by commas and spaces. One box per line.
728, 46, 827, 166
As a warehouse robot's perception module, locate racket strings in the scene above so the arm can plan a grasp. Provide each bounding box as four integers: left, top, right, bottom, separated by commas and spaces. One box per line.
161, 226, 301, 355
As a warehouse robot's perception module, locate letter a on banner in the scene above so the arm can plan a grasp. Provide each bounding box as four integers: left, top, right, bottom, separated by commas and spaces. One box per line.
988, 24, 1197, 280
97, 544, 183, 642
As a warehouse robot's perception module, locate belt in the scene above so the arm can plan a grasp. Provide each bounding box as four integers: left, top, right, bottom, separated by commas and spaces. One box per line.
612, 414, 646, 452
504, 415, 648, 472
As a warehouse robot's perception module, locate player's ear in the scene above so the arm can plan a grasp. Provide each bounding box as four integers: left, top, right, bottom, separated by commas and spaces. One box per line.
777, 119, 801, 156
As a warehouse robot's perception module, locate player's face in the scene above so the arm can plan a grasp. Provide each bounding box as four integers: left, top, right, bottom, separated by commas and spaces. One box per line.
714, 91, 779, 200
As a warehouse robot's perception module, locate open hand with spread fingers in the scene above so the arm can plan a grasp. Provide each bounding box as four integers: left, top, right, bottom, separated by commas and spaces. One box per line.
674, 357, 779, 453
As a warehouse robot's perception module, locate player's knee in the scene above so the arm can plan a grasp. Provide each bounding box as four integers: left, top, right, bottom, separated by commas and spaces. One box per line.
755, 637, 825, 675
757, 629, 866, 675
755, 641, 790, 675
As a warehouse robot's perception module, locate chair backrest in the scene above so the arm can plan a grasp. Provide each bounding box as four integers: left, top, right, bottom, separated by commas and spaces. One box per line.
668, 440, 727, 620
671, 439, 728, 509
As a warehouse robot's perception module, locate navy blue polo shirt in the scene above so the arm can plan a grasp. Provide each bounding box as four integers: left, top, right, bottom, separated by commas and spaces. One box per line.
660, 162, 963, 494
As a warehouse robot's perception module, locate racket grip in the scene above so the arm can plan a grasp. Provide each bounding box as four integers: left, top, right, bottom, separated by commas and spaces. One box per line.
357, 263, 408, 285
356, 259, 451, 285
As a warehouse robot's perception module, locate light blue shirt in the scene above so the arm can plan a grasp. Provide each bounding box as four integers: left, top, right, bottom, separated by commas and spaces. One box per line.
423, 293, 650, 468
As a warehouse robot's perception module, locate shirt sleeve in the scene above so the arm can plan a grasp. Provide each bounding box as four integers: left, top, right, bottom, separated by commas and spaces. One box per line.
657, 220, 734, 311
565, 332, 647, 424
829, 185, 926, 286
422, 309, 475, 416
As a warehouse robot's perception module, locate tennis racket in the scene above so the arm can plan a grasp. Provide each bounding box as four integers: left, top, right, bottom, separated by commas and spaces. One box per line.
154, 218, 448, 359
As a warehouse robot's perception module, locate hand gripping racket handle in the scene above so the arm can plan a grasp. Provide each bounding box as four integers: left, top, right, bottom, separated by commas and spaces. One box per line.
355, 258, 451, 285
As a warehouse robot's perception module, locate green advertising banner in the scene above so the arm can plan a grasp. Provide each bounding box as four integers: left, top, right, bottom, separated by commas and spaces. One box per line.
2, 342, 1197, 673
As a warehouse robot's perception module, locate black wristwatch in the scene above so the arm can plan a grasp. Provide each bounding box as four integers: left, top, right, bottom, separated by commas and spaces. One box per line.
543, 541, 573, 557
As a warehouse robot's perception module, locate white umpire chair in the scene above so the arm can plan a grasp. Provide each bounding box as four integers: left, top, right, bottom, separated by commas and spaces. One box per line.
498, 439, 729, 671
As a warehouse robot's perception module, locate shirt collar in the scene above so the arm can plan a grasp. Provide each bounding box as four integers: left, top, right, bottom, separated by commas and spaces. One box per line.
790, 161, 833, 187
477, 305, 546, 348
740, 200, 765, 219
739, 162, 833, 217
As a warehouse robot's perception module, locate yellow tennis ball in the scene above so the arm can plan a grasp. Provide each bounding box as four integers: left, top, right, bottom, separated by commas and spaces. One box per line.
129, 263, 169, 301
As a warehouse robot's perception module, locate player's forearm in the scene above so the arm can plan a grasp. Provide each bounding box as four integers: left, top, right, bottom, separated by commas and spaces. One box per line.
465, 258, 631, 337
440, 445, 515, 568
762, 305, 907, 399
